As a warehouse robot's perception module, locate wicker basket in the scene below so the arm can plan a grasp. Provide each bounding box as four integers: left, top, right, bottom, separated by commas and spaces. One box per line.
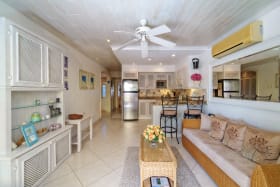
68, 114, 83, 120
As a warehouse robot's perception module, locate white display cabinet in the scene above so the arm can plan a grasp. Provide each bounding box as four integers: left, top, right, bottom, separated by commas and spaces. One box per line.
0, 17, 71, 187
9, 22, 63, 88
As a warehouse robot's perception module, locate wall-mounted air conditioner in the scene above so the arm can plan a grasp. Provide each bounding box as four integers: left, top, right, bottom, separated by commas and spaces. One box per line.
212, 21, 263, 58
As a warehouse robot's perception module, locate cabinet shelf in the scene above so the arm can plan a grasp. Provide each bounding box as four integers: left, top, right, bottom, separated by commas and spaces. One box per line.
12, 102, 60, 110
12, 114, 61, 131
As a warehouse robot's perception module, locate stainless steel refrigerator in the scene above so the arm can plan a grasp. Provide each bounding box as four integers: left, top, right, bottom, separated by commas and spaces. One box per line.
122, 79, 138, 120
217, 79, 240, 98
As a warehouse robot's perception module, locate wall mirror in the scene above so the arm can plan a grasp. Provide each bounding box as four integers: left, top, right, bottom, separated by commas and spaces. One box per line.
212, 46, 280, 102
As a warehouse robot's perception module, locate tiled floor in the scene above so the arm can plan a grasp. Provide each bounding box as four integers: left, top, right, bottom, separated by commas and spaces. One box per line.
40, 114, 217, 187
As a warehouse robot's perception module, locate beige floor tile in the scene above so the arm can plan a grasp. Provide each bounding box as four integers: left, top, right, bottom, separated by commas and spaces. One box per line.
86, 171, 121, 187
66, 149, 100, 170
43, 162, 73, 183
74, 160, 112, 186
40, 172, 82, 187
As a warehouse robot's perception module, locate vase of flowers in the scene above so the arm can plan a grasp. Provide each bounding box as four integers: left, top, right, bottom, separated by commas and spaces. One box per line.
143, 125, 165, 147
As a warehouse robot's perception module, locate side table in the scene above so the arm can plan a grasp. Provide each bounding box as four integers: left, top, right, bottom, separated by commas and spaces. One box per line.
67, 115, 93, 152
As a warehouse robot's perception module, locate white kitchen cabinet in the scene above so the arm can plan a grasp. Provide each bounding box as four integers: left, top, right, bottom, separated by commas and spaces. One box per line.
138, 73, 146, 89
167, 73, 175, 89
145, 73, 155, 89
139, 99, 156, 119
122, 71, 138, 79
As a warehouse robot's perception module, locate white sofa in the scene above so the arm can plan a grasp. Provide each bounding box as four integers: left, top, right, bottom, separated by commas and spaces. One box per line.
181, 118, 280, 187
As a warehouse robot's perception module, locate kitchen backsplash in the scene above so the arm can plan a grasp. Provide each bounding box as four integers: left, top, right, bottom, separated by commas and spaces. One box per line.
139, 88, 206, 99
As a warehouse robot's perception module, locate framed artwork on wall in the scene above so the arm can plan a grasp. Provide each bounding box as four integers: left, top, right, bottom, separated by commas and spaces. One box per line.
79, 69, 88, 89
88, 73, 95, 89
20, 122, 39, 147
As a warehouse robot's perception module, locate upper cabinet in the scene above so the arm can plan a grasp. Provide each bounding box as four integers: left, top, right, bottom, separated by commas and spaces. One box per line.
46, 45, 63, 87
138, 72, 175, 89
10, 25, 63, 88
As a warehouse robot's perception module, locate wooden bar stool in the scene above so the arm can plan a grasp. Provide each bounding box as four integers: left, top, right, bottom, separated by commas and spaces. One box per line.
160, 96, 179, 144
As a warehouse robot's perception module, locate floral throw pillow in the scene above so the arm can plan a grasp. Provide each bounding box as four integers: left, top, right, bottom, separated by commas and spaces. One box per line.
241, 127, 280, 163
200, 113, 212, 131
208, 118, 227, 140
222, 122, 247, 151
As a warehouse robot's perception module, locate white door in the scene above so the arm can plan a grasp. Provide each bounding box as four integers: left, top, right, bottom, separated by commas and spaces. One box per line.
46, 45, 63, 87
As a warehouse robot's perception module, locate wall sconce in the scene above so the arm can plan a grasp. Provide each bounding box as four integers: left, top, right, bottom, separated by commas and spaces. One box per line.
192, 58, 199, 69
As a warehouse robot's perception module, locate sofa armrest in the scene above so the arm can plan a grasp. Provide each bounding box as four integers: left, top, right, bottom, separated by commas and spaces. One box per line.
182, 119, 201, 131
251, 164, 280, 187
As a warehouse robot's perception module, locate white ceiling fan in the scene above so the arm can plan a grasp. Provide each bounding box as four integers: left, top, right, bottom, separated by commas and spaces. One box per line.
114, 19, 176, 58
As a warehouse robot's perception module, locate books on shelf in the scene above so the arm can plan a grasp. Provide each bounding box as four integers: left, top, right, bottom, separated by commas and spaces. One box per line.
150, 176, 170, 187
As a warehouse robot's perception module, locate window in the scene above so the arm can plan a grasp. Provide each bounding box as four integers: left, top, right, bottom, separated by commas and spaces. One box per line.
102, 84, 106, 98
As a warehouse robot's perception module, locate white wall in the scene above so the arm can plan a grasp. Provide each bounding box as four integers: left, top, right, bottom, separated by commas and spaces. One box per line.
207, 6, 280, 131
0, 2, 105, 123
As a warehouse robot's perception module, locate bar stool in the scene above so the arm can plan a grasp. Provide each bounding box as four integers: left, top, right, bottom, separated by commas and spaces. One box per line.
184, 95, 204, 119
160, 96, 179, 144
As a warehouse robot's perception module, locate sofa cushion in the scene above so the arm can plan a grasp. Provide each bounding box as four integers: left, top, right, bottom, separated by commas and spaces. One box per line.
200, 113, 212, 131
222, 122, 247, 151
208, 117, 227, 140
183, 129, 257, 187
241, 127, 280, 164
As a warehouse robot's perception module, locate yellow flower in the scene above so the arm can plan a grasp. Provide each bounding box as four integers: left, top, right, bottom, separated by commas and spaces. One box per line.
143, 125, 165, 143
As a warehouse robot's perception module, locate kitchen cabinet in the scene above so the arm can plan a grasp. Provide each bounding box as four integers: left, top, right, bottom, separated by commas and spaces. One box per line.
145, 73, 155, 89
122, 71, 138, 79
138, 74, 146, 89
139, 99, 156, 119
138, 72, 175, 89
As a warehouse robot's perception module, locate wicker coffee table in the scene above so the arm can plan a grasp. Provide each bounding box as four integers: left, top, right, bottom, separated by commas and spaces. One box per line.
139, 137, 177, 187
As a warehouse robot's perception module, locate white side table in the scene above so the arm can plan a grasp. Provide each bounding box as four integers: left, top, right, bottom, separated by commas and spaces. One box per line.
67, 115, 93, 152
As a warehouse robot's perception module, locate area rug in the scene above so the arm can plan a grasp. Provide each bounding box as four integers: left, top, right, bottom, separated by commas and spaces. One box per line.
119, 146, 201, 187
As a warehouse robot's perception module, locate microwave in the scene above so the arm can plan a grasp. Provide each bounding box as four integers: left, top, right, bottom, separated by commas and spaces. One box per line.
156, 80, 167, 88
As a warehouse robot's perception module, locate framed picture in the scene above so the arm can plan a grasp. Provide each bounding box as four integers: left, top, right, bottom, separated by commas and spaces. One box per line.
64, 69, 68, 78
64, 56, 68, 68
79, 69, 88, 89
20, 122, 39, 147
88, 73, 95, 89
64, 80, 69, 90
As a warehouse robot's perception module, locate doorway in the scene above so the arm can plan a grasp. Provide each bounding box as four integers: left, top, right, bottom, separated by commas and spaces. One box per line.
111, 78, 122, 119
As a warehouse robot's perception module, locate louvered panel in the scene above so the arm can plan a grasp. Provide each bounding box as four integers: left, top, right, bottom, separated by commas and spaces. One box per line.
18, 34, 42, 82
55, 133, 70, 165
24, 148, 49, 187
48, 47, 62, 85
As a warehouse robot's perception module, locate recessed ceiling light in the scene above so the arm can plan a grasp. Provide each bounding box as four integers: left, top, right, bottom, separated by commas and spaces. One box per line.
106, 39, 111, 43
171, 54, 176, 57
148, 58, 152, 61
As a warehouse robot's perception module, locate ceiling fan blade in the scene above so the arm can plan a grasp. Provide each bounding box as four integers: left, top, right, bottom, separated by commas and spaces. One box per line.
113, 30, 135, 37
141, 40, 148, 58
115, 38, 139, 50
146, 24, 171, 36
149, 36, 176, 47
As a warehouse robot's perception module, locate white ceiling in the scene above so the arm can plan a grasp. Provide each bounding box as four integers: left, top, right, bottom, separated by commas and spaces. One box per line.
2, 0, 280, 70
